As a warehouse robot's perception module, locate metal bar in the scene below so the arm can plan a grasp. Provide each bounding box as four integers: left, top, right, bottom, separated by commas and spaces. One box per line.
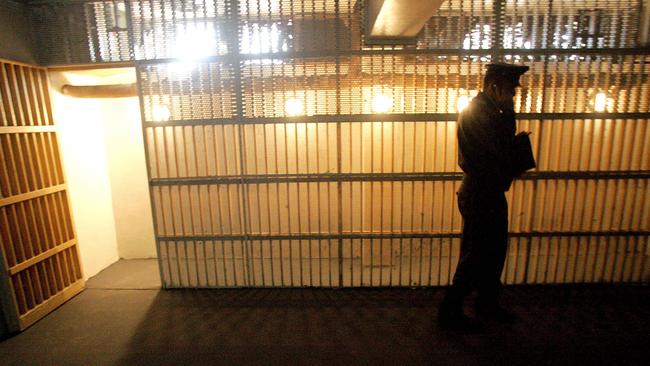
157, 230, 650, 242
134, 62, 165, 288
9, 239, 77, 276
143, 113, 650, 126
149, 170, 650, 186
134, 47, 650, 66
0, 184, 66, 208
0, 126, 57, 134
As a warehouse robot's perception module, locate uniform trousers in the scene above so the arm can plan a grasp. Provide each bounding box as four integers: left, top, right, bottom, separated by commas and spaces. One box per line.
449, 187, 508, 303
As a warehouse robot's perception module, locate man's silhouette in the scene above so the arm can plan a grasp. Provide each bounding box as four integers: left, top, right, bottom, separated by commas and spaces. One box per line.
438, 63, 533, 330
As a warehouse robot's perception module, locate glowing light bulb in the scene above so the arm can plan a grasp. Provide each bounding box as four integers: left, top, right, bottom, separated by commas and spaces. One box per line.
371, 95, 392, 113
152, 105, 171, 122
594, 92, 607, 112
285, 98, 304, 116
457, 95, 470, 112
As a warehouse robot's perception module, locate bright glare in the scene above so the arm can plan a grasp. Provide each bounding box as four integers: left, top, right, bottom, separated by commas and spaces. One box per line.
174, 23, 218, 62
285, 98, 304, 116
371, 95, 392, 113
242, 23, 287, 54
594, 92, 607, 112
152, 105, 171, 122
457, 95, 470, 112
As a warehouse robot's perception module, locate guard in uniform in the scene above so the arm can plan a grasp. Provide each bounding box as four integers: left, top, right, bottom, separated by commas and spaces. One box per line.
438, 63, 533, 330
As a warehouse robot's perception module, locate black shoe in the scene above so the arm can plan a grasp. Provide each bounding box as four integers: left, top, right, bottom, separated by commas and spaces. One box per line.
438, 310, 483, 332
475, 303, 518, 324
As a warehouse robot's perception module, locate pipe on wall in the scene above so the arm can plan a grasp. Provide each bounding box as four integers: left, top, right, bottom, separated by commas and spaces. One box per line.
61, 83, 137, 98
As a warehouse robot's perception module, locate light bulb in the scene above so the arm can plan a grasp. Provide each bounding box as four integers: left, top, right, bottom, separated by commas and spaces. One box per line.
285, 98, 304, 116
371, 94, 392, 113
594, 92, 607, 112
457, 95, 470, 112
152, 105, 171, 122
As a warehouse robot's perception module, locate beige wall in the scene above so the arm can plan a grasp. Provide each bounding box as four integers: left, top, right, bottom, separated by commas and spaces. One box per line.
101, 89, 157, 259
49, 68, 156, 279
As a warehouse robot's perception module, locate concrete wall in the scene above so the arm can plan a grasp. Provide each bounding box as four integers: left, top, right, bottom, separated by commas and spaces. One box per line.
49, 68, 156, 279
0, 1, 36, 64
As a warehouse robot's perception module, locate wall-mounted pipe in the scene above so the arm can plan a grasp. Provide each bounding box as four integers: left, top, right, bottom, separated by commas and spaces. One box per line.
61, 83, 137, 98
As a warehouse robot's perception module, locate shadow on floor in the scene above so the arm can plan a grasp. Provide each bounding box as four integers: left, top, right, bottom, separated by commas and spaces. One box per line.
114, 285, 649, 365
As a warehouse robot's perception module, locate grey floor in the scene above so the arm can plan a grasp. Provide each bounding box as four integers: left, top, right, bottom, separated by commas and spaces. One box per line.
0, 259, 648, 365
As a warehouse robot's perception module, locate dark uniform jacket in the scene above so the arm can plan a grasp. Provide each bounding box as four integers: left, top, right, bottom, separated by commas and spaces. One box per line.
457, 92, 520, 194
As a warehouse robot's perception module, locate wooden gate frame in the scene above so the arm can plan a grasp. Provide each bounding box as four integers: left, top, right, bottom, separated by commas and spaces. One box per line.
0, 58, 84, 332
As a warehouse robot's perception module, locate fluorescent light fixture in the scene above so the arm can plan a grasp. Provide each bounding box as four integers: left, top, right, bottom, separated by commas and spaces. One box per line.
152, 105, 171, 122
594, 92, 608, 112
457, 95, 470, 112
371, 94, 392, 113
285, 98, 304, 116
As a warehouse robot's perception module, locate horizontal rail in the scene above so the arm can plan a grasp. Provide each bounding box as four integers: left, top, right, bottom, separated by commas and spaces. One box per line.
143, 113, 650, 127
9, 239, 77, 275
0, 185, 67, 207
150, 171, 650, 186
18, 280, 84, 330
136, 47, 650, 66
0, 126, 56, 134
157, 230, 650, 242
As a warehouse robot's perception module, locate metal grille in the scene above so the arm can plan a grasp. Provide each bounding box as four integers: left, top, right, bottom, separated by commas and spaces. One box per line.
24, 0, 650, 287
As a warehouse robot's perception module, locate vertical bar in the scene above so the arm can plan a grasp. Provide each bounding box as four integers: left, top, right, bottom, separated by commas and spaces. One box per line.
8, 134, 28, 194
37, 133, 53, 188
46, 194, 66, 289
36, 69, 53, 125
37, 262, 51, 300
314, 123, 323, 286
26, 201, 45, 256
17, 66, 35, 126
263, 124, 274, 287
16, 134, 35, 194
28, 134, 45, 191
0, 63, 12, 126
3, 64, 23, 126
29, 267, 44, 306
0, 135, 14, 197
185, 127, 201, 287
12, 274, 29, 314
274, 125, 285, 287
252, 124, 264, 286
409, 122, 418, 286
46, 132, 63, 185
26, 68, 44, 126
305, 123, 313, 286
16, 203, 35, 261
399, 121, 406, 286
218, 126, 232, 286
284, 121, 293, 286
0, 208, 18, 267
223, 130, 235, 286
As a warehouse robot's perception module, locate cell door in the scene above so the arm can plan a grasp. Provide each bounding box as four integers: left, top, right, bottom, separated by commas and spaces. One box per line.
0, 59, 84, 332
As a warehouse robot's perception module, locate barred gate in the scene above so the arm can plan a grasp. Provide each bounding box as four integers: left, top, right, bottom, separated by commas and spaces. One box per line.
28, 0, 650, 287
0, 59, 84, 331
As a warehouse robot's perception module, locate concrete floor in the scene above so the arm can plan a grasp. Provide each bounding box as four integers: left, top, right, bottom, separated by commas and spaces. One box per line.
0, 259, 648, 365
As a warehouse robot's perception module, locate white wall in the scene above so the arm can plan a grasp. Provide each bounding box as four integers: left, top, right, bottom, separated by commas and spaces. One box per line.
101, 91, 157, 259
49, 68, 156, 279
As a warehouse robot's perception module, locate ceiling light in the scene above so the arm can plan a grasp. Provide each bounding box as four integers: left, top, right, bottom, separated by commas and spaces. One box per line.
594, 92, 608, 112
285, 98, 304, 116
371, 94, 392, 113
152, 105, 171, 122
